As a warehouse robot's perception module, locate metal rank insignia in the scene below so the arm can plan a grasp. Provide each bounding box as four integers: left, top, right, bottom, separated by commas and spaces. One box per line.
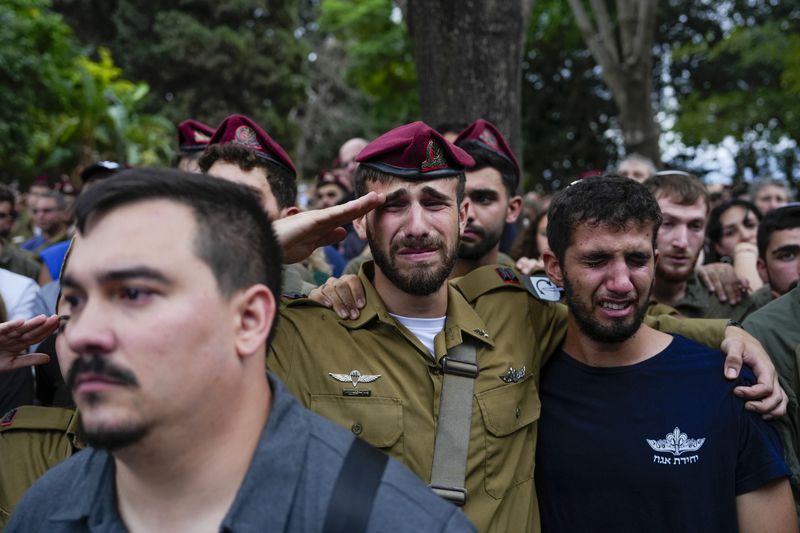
329, 369, 381, 397
234, 125, 259, 148
421, 139, 446, 171
499, 366, 526, 383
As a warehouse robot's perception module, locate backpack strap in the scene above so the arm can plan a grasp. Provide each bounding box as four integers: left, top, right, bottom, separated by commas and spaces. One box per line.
323, 436, 389, 533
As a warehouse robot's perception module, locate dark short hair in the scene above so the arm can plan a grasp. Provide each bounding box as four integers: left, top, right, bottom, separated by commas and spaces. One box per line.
643, 171, 709, 214
72, 168, 283, 318
757, 204, 800, 259
199, 143, 297, 209
354, 165, 466, 205
547, 175, 662, 263
706, 199, 762, 248
455, 140, 518, 196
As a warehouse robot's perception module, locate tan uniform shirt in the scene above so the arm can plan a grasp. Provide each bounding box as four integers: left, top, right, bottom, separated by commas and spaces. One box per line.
270, 262, 560, 532
0, 407, 82, 528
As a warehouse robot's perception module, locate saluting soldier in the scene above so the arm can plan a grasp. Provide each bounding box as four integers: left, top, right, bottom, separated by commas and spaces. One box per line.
200, 114, 316, 297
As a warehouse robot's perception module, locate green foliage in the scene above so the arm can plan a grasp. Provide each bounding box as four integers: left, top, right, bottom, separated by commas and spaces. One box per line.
74, 0, 312, 155
521, 0, 618, 191
0, 0, 172, 185
0, 0, 76, 182
665, 2, 800, 182
319, 0, 418, 132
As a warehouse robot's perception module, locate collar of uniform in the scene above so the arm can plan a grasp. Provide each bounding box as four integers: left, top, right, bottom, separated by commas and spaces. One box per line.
341, 261, 494, 349
67, 409, 86, 449
440, 283, 495, 349
672, 273, 710, 315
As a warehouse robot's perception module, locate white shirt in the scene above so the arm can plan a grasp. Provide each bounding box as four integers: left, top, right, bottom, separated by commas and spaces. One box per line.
389, 313, 446, 358
0, 267, 38, 321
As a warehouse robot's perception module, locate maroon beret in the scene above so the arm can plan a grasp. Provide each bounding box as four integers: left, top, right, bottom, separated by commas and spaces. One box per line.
356, 121, 474, 179
177, 119, 214, 152
454, 119, 520, 181
208, 114, 296, 177
316, 170, 351, 193
54, 174, 80, 195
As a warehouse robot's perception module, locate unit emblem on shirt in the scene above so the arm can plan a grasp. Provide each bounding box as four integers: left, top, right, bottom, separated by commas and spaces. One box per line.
499, 366, 526, 383
329, 370, 381, 397
647, 427, 705, 465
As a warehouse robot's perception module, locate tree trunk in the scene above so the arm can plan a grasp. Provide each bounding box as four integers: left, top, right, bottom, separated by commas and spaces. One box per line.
566, 0, 661, 165
404, 0, 534, 164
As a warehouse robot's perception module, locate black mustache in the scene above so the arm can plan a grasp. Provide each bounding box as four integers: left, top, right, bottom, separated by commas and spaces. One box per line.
66, 355, 140, 391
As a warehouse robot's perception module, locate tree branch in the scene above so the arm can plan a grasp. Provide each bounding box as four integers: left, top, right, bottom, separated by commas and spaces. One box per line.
589, 0, 620, 64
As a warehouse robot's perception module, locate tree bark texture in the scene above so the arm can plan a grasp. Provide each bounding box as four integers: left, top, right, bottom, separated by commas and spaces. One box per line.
404, 0, 534, 164
567, 0, 661, 165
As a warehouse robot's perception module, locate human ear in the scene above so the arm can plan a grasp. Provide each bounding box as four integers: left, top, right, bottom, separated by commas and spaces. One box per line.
232, 285, 275, 359
543, 250, 564, 288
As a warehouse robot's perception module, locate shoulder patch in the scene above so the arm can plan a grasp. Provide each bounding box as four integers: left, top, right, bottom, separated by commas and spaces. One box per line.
1, 408, 17, 427
452, 265, 528, 302
521, 275, 562, 302
495, 267, 520, 284
0, 406, 76, 433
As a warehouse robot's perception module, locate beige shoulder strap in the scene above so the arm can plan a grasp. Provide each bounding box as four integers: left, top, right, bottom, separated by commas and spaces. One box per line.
429, 341, 478, 506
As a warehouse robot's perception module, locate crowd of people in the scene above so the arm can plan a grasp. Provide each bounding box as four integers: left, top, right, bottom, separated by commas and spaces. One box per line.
0, 113, 797, 532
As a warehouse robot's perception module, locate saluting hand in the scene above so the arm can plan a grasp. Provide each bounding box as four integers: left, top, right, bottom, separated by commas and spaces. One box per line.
273, 192, 384, 264
0, 315, 59, 372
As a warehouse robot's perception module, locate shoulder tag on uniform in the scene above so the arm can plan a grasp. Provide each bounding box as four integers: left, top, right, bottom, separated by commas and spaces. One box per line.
452, 265, 528, 302
1, 408, 18, 427
521, 275, 562, 302
0, 406, 76, 433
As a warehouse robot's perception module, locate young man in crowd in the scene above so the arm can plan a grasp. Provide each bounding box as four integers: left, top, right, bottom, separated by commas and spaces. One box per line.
744, 203, 800, 518
451, 119, 522, 277
644, 171, 765, 321
199, 113, 316, 296
536, 176, 795, 532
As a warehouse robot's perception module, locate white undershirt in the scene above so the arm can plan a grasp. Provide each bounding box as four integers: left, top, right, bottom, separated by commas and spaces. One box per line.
389, 313, 446, 359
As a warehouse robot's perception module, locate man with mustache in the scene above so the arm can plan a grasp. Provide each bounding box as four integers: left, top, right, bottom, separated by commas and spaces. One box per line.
6, 169, 473, 532
535, 176, 794, 532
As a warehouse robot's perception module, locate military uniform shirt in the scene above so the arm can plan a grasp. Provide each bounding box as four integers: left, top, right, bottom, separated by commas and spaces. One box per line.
673, 273, 764, 321
0, 406, 83, 529
744, 286, 800, 518
270, 262, 561, 533
7, 375, 475, 533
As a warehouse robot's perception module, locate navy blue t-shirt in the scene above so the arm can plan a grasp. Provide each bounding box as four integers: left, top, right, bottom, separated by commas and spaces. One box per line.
535, 335, 789, 532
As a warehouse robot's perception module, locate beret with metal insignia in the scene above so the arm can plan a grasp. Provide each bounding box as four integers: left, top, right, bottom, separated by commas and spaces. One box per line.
208, 114, 297, 177
356, 121, 474, 179
177, 119, 214, 152
454, 118, 520, 183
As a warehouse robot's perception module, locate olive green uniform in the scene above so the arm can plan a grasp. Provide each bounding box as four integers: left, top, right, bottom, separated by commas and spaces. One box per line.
0, 407, 83, 528
282, 263, 317, 297
743, 286, 800, 518
672, 273, 767, 321
270, 263, 726, 532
